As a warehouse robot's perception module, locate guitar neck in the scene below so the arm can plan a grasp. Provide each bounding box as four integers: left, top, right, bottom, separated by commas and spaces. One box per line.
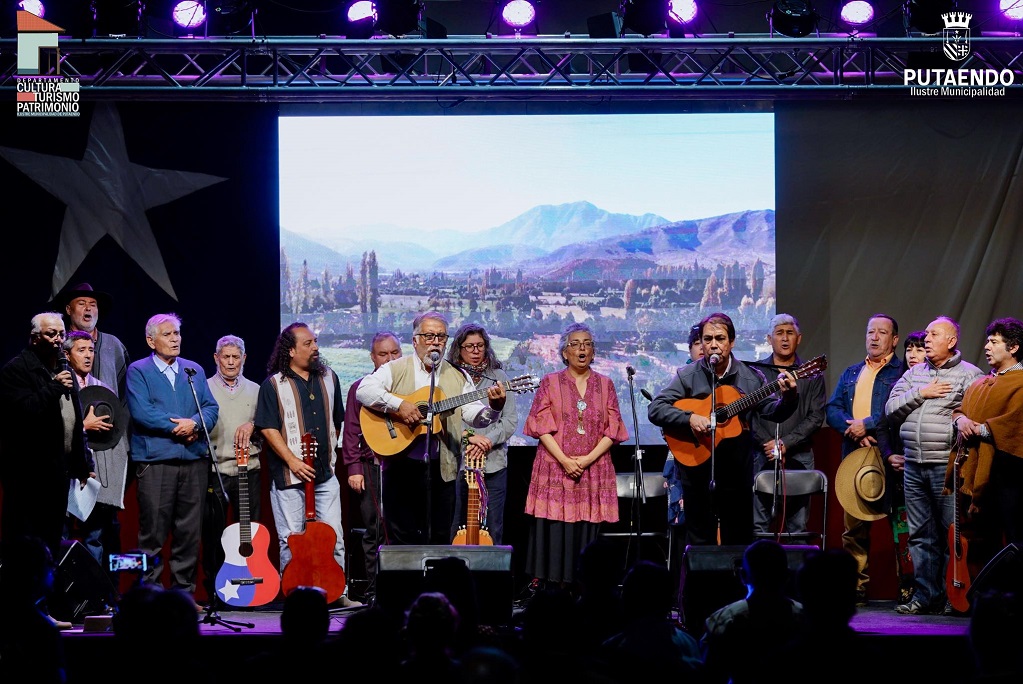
432, 380, 507, 414
237, 463, 252, 544
718, 376, 785, 420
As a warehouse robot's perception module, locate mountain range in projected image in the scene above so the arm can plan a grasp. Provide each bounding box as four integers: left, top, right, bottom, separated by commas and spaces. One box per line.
282, 201, 775, 278
281, 201, 776, 446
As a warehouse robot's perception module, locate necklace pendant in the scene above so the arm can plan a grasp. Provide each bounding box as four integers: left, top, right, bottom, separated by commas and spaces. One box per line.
309, 393, 315, 400
576, 425, 586, 435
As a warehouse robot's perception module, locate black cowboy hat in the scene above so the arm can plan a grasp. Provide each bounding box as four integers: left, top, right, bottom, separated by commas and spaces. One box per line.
50, 283, 113, 312
79, 385, 126, 451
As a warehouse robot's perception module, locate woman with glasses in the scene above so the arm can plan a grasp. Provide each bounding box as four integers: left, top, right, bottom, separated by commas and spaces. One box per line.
523, 322, 629, 591
446, 323, 518, 545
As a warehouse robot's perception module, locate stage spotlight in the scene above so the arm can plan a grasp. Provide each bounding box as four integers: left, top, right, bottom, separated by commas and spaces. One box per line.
1000, 0, 1023, 20
839, 0, 874, 25
343, 0, 377, 38
18, 0, 46, 18
207, 0, 256, 36
93, 0, 146, 37
667, 0, 697, 36
376, 0, 422, 37
172, 1, 207, 30
622, 0, 668, 36
498, 0, 537, 36
768, 0, 818, 37
903, 0, 955, 34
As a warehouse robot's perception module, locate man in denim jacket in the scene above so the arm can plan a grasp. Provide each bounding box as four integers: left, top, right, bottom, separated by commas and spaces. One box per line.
826, 313, 903, 606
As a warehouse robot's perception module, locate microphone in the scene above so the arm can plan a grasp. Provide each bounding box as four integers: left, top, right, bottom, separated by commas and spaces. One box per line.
626, 365, 636, 377
183, 367, 197, 378
641, 389, 654, 402
58, 356, 72, 397
428, 350, 441, 364
709, 353, 721, 365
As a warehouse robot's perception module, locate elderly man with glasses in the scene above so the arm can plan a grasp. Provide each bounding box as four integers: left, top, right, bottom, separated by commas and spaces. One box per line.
357, 311, 506, 545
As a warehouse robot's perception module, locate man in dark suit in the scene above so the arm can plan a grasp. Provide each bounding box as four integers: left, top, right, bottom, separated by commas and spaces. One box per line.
126, 313, 218, 605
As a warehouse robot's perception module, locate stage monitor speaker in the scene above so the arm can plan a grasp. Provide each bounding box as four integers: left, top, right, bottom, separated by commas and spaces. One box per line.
680, 544, 817, 636
51, 540, 118, 623
377, 545, 513, 626
967, 543, 1023, 604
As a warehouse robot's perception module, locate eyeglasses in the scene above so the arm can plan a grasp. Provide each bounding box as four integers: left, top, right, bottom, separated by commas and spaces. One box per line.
416, 333, 449, 343
567, 340, 594, 349
461, 343, 486, 351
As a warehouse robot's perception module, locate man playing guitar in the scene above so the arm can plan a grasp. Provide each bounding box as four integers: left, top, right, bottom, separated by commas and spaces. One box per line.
648, 312, 798, 547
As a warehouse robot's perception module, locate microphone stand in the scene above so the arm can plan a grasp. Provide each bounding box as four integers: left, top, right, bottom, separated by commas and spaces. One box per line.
625, 366, 646, 565
423, 352, 441, 544
707, 356, 720, 544
185, 368, 253, 632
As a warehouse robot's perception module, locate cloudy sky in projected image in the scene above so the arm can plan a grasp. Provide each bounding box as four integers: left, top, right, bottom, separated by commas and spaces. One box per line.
278, 113, 775, 241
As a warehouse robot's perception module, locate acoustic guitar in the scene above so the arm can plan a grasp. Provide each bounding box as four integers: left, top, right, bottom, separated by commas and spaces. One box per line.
663, 355, 827, 467
280, 433, 346, 604
946, 444, 971, 613
360, 374, 539, 456
452, 450, 493, 546
213, 444, 281, 607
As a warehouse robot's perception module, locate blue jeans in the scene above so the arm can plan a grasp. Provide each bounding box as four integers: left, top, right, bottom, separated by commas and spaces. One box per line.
904, 460, 953, 606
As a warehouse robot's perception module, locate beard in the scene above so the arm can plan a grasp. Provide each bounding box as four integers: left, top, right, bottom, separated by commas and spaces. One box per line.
308, 354, 328, 377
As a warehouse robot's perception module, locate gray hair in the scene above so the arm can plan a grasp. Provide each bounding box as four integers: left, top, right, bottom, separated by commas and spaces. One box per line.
412, 311, 448, 335
770, 313, 800, 334
558, 322, 595, 366
215, 334, 246, 356
371, 331, 400, 348
63, 330, 93, 352
31, 312, 64, 335
145, 313, 182, 339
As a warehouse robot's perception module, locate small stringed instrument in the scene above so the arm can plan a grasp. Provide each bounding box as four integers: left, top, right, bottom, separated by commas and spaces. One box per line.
213, 444, 281, 607
890, 479, 916, 605
452, 450, 493, 546
664, 355, 827, 467
280, 433, 346, 604
360, 374, 539, 456
946, 444, 971, 613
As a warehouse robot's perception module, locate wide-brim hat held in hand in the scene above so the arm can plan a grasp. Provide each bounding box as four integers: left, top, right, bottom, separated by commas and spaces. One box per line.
835, 445, 889, 521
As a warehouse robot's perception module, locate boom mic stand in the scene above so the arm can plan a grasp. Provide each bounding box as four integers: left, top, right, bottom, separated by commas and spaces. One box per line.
625, 365, 646, 565
423, 351, 441, 544
707, 356, 721, 544
184, 367, 254, 632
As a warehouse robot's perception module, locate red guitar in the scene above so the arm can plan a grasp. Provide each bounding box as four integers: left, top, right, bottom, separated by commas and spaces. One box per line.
946, 444, 971, 613
452, 450, 493, 546
280, 433, 346, 604
213, 444, 281, 607
664, 355, 827, 466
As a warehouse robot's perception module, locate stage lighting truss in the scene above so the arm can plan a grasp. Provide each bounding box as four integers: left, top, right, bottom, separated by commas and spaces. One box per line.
4, 34, 1022, 99
768, 0, 819, 37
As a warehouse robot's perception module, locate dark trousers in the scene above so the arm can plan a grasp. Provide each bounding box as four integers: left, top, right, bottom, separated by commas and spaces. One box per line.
382, 455, 454, 546
136, 459, 206, 592
357, 460, 385, 597
679, 450, 754, 547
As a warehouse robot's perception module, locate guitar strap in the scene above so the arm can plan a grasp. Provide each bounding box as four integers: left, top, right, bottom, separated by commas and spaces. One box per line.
273, 371, 338, 472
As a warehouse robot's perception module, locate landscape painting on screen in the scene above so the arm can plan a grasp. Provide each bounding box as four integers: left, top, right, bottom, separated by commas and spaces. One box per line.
278, 113, 776, 445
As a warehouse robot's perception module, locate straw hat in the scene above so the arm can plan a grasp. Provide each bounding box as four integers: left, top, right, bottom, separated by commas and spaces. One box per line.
835, 445, 889, 521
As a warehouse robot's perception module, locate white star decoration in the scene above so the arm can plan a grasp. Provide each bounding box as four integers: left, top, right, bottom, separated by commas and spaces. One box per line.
218, 578, 241, 602
0, 103, 227, 300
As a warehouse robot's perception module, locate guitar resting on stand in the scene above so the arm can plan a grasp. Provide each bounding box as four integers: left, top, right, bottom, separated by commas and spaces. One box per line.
184, 367, 253, 631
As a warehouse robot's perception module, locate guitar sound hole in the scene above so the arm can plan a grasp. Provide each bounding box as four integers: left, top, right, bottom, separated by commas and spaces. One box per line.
240, 542, 253, 557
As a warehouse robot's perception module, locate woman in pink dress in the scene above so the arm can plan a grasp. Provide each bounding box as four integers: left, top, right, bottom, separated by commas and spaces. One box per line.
523, 323, 630, 588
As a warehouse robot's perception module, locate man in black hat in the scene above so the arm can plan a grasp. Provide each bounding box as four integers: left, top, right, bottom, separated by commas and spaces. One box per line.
63, 330, 130, 572
56, 283, 130, 399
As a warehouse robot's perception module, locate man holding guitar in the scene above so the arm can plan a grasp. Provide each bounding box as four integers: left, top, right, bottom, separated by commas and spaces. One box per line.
255, 322, 360, 607
356, 311, 507, 546
946, 317, 1023, 608
648, 312, 798, 547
